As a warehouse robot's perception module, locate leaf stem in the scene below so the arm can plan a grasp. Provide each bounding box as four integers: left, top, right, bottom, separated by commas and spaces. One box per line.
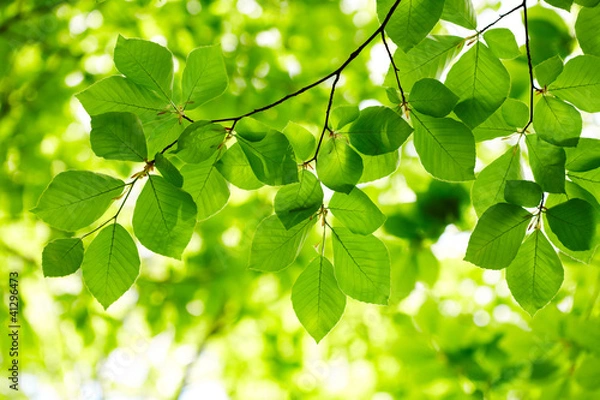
380, 30, 407, 108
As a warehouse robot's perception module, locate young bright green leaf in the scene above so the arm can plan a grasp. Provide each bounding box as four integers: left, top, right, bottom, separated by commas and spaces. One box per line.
176, 121, 226, 164
316, 137, 363, 193
215, 143, 264, 190
154, 153, 183, 188
565, 138, 600, 172
331, 227, 390, 305
378, 0, 445, 52
146, 118, 185, 157
441, 0, 477, 29
445, 41, 510, 128
386, 87, 402, 105
534, 55, 564, 87
181, 156, 230, 220
182, 45, 228, 110
569, 167, 600, 200
546, 198, 596, 251
465, 203, 532, 269
506, 230, 563, 316
385, 35, 464, 91
291, 256, 346, 343
274, 170, 323, 229
114, 36, 173, 99
32, 171, 124, 231
533, 96, 581, 147
82, 223, 140, 309
548, 55, 600, 113
248, 215, 314, 271
76, 76, 167, 119
472, 108, 518, 142
347, 106, 412, 155
411, 112, 476, 181
330, 106, 359, 130
408, 78, 459, 117
42, 238, 84, 277
543, 0, 573, 11
504, 180, 543, 208
575, 5, 600, 56
358, 151, 399, 183
90, 112, 148, 162
132, 175, 197, 259
501, 99, 529, 128
484, 28, 521, 59
282, 122, 316, 161
329, 188, 386, 235
526, 134, 566, 193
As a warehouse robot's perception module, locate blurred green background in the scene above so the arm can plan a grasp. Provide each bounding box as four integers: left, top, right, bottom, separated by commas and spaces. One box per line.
1, 0, 600, 399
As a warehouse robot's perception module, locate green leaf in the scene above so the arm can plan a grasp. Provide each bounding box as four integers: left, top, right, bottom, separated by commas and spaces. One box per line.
472, 108, 517, 142
154, 153, 183, 188
534, 55, 564, 87
176, 121, 226, 163
358, 151, 399, 183
504, 180, 543, 208
316, 137, 363, 193
544, 0, 573, 11
445, 41, 510, 128
282, 122, 316, 162
575, 0, 600, 6
501, 99, 529, 128
32, 171, 124, 231
533, 96, 581, 147
546, 198, 596, 251
329, 188, 385, 235
90, 112, 148, 162
569, 167, 600, 201
291, 256, 346, 343
42, 238, 84, 277
330, 106, 359, 130
575, 4, 600, 56
484, 28, 521, 59
274, 170, 323, 229
248, 215, 314, 271
575, 355, 600, 391
465, 203, 532, 269
331, 227, 390, 304
408, 78, 458, 117
385, 35, 464, 91
526, 134, 566, 193
132, 175, 197, 259
82, 223, 140, 309
565, 138, 600, 172
181, 156, 230, 221
146, 117, 184, 157
236, 119, 298, 186
215, 143, 264, 190
548, 55, 600, 113
506, 230, 563, 316
528, 5, 574, 65
378, 0, 445, 52
347, 106, 412, 155
114, 36, 173, 99
442, 0, 477, 29
182, 45, 228, 110
411, 112, 476, 181
76, 76, 167, 119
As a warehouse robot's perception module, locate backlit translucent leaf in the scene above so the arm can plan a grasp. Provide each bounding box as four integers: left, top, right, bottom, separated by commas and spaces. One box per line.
90, 112, 148, 162
32, 171, 124, 231
565, 138, 600, 172
331, 227, 390, 304
182, 45, 228, 110
501, 99, 529, 128
526, 134, 566, 193
569, 167, 600, 200
177, 121, 226, 163
291, 256, 346, 343
215, 143, 264, 190
282, 122, 316, 162
446, 41, 510, 128
534, 55, 564, 87
533, 96, 581, 147
442, 0, 477, 29
358, 151, 399, 183
347, 106, 412, 155
42, 238, 84, 277
181, 155, 230, 220
546, 198, 596, 251
504, 180, 543, 208
465, 203, 532, 269
146, 117, 184, 157
408, 78, 458, 117
274, 170, 323, 229
411, 112, 476, 181
82, 223, 140, 309
154, 153, 183, 188
484, 28, 521, 59
506, 230, 563, 316
249, 215, 314, 271
544, 0, 573, 11
331, 106, 359, 130
329, 188, 386, 235
549, 55, 600, 112
132, 175, 197, 259
575, 4, 600, 56
316, 137, 363, 193
114, 36, 173, 99
378, 0, 445, 52
472, 108, 517, 142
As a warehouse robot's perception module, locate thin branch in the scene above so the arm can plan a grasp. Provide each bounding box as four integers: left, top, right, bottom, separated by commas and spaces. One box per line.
522, 1, 535, 132
307, 73, 340, 163
380, 30, 406, 106
477, 3, 524, 35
